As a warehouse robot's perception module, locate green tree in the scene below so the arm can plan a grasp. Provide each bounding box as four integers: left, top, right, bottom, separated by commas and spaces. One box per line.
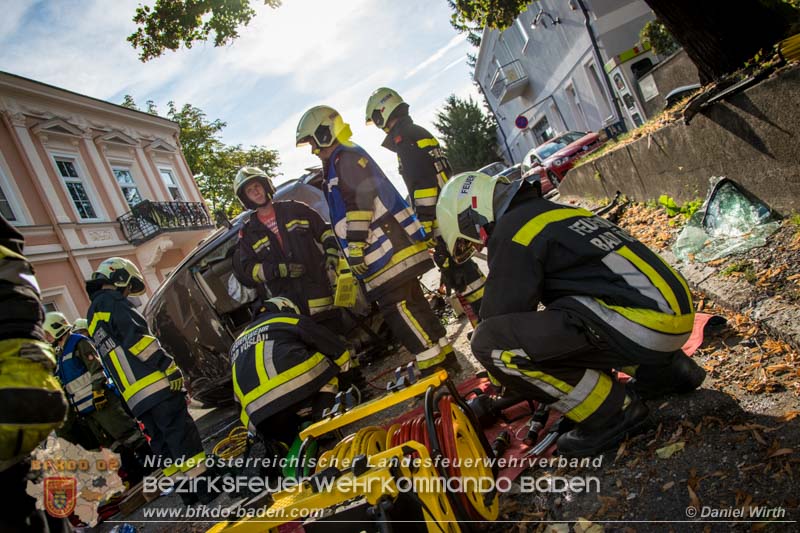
448, 0, 800, 82
434, 95, 499, 173
129, 0, 281, 61
121, 97, 279, 217
639, 20, 679, 57
121, 94, 139, 110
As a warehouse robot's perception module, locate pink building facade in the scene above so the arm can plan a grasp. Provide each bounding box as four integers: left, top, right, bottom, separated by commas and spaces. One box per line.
0, 72, 214, 320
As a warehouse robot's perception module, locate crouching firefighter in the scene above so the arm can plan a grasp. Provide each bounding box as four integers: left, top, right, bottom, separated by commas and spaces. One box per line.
85, 257, 212, 504
43, 312, 150, 483
366, 87, 486, 324
230, 297, 352, 449
437, 172, 706, 457
296, 105, 456, 375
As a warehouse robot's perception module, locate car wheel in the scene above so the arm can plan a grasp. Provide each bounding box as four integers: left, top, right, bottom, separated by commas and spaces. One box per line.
547, 170, 560, 187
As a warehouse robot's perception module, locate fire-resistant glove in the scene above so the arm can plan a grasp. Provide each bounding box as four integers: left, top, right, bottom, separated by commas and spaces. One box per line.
276, 263, 306, 279
347, 242, 369, 276
325, 252, 340, 271
92, 389, 108, 410
165, 362, 184, 392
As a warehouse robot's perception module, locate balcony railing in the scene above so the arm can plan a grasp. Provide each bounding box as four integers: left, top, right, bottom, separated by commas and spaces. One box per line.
117, 200, 213, 245
490, 59, 530, 104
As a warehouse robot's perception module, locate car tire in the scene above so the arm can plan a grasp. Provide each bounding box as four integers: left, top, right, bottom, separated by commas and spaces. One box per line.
547, 170, 560, 187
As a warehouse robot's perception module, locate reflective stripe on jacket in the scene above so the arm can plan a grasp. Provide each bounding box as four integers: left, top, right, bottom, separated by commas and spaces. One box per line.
55, 334, 96, 414
230, 312, 350, 431
236, 200, 338, 317
87, 289, 174, 417
382, 116, 452, 237
324, 143, 433, 298
482, 191, 694, 357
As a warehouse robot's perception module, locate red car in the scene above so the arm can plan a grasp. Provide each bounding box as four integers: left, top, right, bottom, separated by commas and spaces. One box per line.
521, 131, 604, 188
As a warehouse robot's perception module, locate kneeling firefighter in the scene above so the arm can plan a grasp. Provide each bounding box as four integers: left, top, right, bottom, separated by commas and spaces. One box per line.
437, 172, 706, 457
86, 257, 211, 504
44, 312, 150, 483
229, 297, 352, 447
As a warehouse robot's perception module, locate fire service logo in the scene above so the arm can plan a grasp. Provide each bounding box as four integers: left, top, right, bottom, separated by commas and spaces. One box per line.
44, 477, 77, 518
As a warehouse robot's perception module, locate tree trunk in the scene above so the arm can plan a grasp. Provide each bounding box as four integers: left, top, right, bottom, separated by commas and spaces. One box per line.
643, 0, 792, 83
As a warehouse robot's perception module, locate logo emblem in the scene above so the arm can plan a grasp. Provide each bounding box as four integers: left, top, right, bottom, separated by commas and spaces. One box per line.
44, 477, 77, 518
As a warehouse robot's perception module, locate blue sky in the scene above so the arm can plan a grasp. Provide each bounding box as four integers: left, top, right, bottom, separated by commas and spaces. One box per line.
0, 0, 481, 194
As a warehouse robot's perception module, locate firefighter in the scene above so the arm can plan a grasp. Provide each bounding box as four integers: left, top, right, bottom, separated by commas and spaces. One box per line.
72, 317, 90, 337
232, 166, 344, 332
230, 296, 351, 446
85, 257, 210, 503
365, 87, 486, 323
43, 312, 148, 463
436, 172, 706, 457
296, 105, 455, 375
0, 215, 68, 532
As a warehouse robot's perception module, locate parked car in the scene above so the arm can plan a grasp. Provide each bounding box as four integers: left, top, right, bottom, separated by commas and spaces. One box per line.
143, 167, 390, 407
493, 163, 521, 181
664, 83, 702, 109
521, 130, 604, 187
477, 161, 507, 177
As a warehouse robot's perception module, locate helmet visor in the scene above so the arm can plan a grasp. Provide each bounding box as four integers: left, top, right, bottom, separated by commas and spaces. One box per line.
370, 108, 385, 129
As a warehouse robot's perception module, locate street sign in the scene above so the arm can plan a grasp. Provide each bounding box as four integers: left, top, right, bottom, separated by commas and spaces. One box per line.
515, 115, 528, 129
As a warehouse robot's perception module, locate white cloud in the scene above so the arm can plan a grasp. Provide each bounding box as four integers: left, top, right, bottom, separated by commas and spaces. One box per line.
404, 33, 466, 79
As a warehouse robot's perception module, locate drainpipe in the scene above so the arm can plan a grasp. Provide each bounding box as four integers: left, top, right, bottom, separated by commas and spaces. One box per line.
1, 112, 92, 291
576, 0, 624, 125
475, 80, 515, 165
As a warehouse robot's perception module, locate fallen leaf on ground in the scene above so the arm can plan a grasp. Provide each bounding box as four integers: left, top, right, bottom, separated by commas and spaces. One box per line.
768, 448, 794, 458
662, 481, 675, 491
780, 411, 800, 422
688, 485, 701, 509
656, 441, 686, 459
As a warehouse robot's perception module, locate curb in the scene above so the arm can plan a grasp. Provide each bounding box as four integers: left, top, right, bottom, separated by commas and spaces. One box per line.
660, 248, 800, 353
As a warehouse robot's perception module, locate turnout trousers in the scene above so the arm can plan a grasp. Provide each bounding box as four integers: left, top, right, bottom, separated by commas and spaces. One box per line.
138, 393, 205, 476
470, 304, 679, 426
378, 280, 450, 371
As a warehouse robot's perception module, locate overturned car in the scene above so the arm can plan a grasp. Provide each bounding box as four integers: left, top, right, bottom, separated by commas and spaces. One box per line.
143, 168, 392, 407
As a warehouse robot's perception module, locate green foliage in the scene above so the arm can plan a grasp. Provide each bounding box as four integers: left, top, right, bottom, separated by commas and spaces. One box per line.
121, 94, 139, 110
639, 19, 679, 56
721, 261, 757, 283
433, 95, 500, 174
447, 0, 530, 32
128, 0, 281, 62
789, 213, 800, 227
121, 96, 279, 217
658, 195, 702, 221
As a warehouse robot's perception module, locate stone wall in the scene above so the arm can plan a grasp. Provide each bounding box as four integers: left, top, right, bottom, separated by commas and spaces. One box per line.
561, 65, 800, 215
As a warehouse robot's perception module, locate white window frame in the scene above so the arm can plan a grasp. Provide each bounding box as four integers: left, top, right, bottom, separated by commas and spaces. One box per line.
112, 166, 145, 209
0, 156, 29, 225
50, 152, 104, 222
158, 167, 184, 201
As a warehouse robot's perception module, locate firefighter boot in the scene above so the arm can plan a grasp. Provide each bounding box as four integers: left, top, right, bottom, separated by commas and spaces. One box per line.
556, 396, 652, 458
630, 351, 706, 400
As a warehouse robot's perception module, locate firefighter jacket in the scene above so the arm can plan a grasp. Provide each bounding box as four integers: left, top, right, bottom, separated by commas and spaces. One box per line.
0, 217, 66, 465
87, 289, 176, 417
481, 190, 695, 358
55, 333, 107, 415
236, 201, 339, 317
382, 116, 452, 237
229, 311, 351, 431
324, 143, 433, 299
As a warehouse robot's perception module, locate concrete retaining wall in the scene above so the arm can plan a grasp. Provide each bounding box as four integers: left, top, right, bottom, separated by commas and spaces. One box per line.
561, 65, 800, 215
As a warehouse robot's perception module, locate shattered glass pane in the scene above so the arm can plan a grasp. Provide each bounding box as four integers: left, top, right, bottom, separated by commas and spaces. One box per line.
673, 177, 780, 263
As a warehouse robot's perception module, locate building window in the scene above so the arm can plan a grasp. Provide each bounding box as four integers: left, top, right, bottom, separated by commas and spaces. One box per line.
0, 184, 16, 221
532, 116, 555, 144
514, 17, 530, 52
113, 168, 143, 208
159, 169, 183, 201
43, 302, 58, 313
55, 158, 97, 220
